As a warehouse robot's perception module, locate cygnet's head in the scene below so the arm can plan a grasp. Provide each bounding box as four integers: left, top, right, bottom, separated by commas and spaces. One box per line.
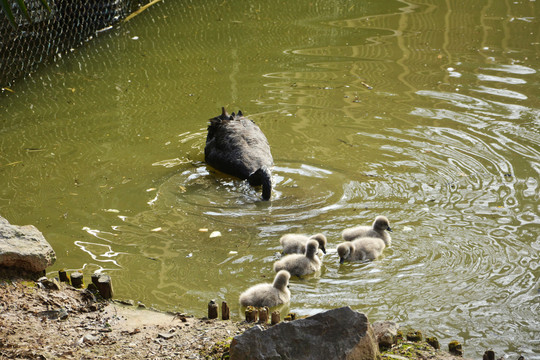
310, 233, 327, 254
305, 239, 319, 258
373, 216, 392, 232
337, 242, 353, 264
273, 270, 291, 290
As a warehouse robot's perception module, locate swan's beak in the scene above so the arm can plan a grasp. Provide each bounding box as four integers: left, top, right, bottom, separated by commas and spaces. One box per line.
387, 226, 393, 232
339, 257, 345, 264
321, 247, 327, 254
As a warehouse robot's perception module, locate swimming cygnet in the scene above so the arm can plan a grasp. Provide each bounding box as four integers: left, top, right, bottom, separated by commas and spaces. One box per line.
239, 270, 291, 307
337, 237, 386, 263
279, 233, 327, 255
341, 215, 392, 246
273, 239, 321, 277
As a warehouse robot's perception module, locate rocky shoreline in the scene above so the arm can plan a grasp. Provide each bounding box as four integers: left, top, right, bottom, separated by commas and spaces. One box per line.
0, 272, 474, 360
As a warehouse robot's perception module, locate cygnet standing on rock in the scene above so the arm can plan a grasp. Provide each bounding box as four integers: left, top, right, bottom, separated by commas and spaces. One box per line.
337, 237, 386, 263
273, 239, 321, 277
239, 270, 291, 307
280, 233, 327, 255
341, 215, 392, 246
204, 107, 274, 200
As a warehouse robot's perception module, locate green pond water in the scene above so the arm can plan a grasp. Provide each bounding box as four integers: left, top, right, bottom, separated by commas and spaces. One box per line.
1, 0, 539, 358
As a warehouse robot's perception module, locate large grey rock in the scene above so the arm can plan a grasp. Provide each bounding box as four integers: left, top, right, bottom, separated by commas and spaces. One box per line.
230, 306, 379, 360
0, 216, 56, 272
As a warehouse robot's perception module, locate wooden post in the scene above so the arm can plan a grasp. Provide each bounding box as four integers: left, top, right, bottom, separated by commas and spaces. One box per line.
271, 311, 280, 325
208, 300, 218, 319
448, 340, 463, 356
96, 274, 113, 299
426, 336, 440, 350
245, 306, 258, 322
91, 272, 100, 286
258, 307, 269, 324
406, 330, 423, 342
483, 350, 495, 360
70, 272, 84, 288
221, 301, 230, 320
58, 270, 69, 283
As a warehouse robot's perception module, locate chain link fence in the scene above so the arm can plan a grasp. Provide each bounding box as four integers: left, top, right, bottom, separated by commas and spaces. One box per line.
1, 0, 144, 88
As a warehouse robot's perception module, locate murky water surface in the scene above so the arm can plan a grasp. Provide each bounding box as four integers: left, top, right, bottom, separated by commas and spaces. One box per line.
1, 0, 539, 357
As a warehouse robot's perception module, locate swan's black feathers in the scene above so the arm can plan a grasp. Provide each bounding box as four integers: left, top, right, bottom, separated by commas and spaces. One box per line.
205, 107, 274, 200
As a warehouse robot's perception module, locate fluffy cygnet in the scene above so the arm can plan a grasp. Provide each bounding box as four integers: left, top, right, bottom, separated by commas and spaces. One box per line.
273, 239, 321, 277
279, 233, 327, 255
239, 270, 291, 307
337, 237, 386, 263
341, 215, 392, 246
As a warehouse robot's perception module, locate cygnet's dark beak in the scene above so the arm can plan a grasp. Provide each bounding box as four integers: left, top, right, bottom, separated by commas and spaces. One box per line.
287, 285, 290, 288
322, 247, 327, 254
387, 226, 393, 232
339, 257, 345, 264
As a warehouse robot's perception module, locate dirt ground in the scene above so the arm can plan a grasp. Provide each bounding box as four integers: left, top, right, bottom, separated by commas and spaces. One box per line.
0, 274, 468, 360
0, 277, 250, 359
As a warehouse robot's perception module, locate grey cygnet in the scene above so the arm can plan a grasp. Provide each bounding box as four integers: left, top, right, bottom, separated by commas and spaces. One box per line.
239, 270, 291, 307
280, 233, 327, 255
341, 215, 392, 246
273, 239, 321, 277
337, 237, 386, 263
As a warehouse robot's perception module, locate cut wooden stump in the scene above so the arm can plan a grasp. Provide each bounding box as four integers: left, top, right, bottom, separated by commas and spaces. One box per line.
96, 274, 113, 299
58, 270, 69, 283
70, 272, 83, 288
258, 307, 269, 324
208, 300, 218, 319
222, 301, 230, 320
245, 306, 258, 322
271, 310, 280, 325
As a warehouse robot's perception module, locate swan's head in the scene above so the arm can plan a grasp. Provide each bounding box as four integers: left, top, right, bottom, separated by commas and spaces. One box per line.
337, 242, 353, 264
273, 270, 291, 290
373, 216, 392, 232
310, 233, 327, 254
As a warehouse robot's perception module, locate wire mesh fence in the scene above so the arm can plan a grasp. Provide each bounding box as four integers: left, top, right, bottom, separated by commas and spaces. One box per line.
1, 0, 143, 88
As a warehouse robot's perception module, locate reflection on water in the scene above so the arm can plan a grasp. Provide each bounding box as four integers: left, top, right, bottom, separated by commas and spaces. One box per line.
1, 0, 539, 358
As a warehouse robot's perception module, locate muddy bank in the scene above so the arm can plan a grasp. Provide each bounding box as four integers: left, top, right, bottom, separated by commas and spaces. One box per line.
0, 278, 250, 359
0, 275, 472, 360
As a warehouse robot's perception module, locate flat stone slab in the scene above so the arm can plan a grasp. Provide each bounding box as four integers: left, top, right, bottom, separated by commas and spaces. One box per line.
0, 216, 56, 272
230, 306, 380, 360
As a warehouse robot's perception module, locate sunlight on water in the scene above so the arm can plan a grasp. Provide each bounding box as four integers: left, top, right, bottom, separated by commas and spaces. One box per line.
1, 0, 539, 358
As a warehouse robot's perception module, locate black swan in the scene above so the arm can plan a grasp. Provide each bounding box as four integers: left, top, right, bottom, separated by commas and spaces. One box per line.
204, 107, 274, 200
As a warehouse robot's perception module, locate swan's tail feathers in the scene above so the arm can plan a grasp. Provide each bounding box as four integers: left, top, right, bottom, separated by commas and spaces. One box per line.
220, 107, 230, 120
249, 166, 272, 201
